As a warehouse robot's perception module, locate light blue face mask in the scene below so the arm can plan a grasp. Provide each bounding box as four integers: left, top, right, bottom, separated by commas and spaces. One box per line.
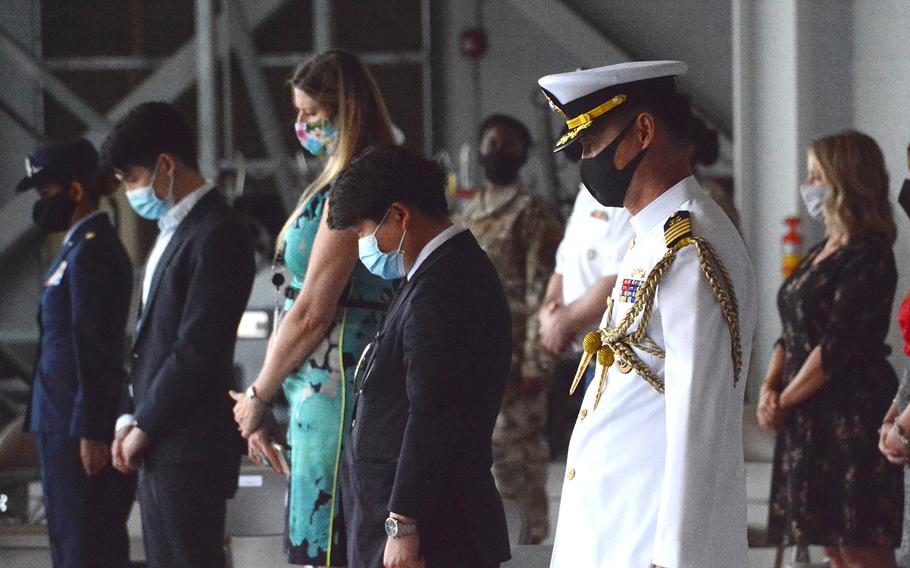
358, 209, 407, 280
125, 161, 174, 220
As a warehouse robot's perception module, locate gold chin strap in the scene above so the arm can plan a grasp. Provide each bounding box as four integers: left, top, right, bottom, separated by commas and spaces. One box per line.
570, 212, 742, 411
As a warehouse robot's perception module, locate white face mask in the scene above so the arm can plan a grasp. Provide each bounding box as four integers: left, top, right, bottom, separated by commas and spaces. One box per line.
799, 183, 830, 222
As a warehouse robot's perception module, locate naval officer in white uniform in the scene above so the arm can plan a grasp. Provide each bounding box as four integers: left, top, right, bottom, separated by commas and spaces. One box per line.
539, 61, 758, 567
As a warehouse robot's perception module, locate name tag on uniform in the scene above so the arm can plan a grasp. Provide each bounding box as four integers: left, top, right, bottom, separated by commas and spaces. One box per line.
620, 277, 644, 304
45, 261, 67, 287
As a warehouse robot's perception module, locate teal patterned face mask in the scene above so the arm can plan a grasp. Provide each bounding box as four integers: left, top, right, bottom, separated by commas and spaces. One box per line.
294, 120, 338, 157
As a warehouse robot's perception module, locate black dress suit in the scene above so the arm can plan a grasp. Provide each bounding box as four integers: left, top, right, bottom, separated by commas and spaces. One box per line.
26, 212, 136, 568
123, 188, 255, 568
341, 229, 513, 568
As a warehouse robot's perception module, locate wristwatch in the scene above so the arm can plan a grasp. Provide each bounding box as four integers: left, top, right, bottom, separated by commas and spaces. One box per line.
385, 517, 418, 538
246, 385, 271, 408
894, 423, 910, 449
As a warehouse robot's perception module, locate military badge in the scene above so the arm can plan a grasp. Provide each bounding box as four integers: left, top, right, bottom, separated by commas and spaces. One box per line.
45, 260, 67, 287
619, 277, 644, 304
664, 210, 693, 247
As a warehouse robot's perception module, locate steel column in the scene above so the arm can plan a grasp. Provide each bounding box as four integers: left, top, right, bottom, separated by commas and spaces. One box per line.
195, 0, 218, 179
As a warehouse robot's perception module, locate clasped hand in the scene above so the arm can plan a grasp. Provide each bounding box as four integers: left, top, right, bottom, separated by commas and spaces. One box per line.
111, 426, 150, 474
229, 389, 267, 438
539, 301, 575, 356
756, 385, 789, 433
879, 423, 910, 466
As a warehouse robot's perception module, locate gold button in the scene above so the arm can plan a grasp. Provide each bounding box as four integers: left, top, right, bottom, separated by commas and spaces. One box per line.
629, 238, 636, 249
567, 468, 575, 480
586, 249, 597, 261
578, 409, 588, 421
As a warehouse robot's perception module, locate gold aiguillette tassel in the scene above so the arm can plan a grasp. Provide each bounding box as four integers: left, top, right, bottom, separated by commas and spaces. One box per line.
570, 331, 602, 395
592, 346, 615, 411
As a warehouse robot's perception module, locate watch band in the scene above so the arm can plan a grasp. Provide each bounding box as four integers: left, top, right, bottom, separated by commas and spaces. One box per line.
895, 423, 910, 448
385, 517, 418, 538
246, 385, 271, 408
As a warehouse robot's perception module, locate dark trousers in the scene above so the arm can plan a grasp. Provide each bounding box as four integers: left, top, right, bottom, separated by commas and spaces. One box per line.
37, 433, 137, 568
137, 460, 238, 568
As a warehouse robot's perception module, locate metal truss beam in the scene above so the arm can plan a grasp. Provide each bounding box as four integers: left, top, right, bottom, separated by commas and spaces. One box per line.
225, 0, 298, 211
0, 23, 110, 134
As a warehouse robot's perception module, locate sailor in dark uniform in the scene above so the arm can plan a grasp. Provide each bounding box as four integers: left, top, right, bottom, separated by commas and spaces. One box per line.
21, 138, 137, 568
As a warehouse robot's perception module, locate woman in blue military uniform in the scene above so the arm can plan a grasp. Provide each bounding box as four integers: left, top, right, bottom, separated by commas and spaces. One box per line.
21, 139, 136, 568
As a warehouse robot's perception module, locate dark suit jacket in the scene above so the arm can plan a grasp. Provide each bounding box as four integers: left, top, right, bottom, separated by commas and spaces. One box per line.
27, 213, 132, 442
342, 229, 512, 567
124, 188, 255, 468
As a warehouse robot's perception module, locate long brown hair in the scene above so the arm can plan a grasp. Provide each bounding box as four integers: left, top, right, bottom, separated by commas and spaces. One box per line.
276, 49, 396, 254
810, 130, 896, 244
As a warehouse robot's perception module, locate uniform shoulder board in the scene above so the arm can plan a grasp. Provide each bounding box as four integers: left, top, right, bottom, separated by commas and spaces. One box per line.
664, 211, 693, 247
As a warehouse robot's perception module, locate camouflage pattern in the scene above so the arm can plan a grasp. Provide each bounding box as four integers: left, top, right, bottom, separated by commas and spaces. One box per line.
458, 184, 564, 542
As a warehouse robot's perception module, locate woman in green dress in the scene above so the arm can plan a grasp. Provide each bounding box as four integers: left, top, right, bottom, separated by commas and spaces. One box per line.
230, 49, 396, 567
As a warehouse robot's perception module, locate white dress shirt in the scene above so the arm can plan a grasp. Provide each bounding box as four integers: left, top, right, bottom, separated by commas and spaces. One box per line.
406, 223, 467, 281
550, 176, 757, 568
141, 182, 215, 304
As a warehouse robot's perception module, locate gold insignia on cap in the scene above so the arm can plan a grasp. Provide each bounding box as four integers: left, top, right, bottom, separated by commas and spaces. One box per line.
566, 94, 627, 130
554, 94, 628, 148
664, 211, 693, 248
542, 91, 566, 118
85, 232, 95, 240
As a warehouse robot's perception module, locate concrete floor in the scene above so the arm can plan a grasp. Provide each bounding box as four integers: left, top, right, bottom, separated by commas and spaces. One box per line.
0, 460, 829, 567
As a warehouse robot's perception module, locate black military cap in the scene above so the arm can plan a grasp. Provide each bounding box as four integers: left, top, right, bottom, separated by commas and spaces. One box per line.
15, 138, 99, 193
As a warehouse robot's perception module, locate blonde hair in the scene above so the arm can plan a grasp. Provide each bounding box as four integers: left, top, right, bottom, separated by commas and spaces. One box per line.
276, 49, 396, 256
810, 130, 896, 245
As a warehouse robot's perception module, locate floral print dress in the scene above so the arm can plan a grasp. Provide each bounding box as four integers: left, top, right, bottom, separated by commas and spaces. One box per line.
281, 188, 395, 565
767, 235, 903, 547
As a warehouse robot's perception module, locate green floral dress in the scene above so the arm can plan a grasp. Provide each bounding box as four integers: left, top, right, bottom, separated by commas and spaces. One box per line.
281, 188, 394, 565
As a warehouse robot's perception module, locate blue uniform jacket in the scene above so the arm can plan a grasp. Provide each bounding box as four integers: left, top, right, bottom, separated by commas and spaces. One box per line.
26, 213, 133, 442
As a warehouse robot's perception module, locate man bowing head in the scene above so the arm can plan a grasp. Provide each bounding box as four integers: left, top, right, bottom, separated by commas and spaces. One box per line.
539, 61, 758, 568
329, 146, 513, 568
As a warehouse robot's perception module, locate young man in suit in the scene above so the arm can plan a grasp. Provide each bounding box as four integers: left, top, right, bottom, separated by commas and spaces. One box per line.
21, 139, 136, 568
327, 146, 513, 568
101, 102, 256, 568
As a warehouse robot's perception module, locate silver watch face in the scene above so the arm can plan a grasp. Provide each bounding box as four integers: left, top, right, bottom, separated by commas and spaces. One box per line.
385, 517, 397, 537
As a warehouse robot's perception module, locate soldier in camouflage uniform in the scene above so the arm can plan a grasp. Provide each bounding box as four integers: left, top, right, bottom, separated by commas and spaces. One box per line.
457, 115, 564, 543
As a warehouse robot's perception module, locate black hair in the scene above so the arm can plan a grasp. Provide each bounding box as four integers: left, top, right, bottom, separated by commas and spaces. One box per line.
621, 91, 693, 146
327, 145, 448, 230
478, 114, 533, 154
689, 115, 719, 166
98, 101, 199, 173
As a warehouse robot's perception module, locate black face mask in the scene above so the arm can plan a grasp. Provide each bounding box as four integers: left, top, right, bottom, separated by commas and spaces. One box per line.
899, 178, 910, 220
579, 117, 648, 207
33, 189, 76, 233
479, 152, 525, 186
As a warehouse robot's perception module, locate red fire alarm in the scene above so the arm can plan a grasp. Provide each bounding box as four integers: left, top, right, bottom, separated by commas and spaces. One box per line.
459, 28, 487, 60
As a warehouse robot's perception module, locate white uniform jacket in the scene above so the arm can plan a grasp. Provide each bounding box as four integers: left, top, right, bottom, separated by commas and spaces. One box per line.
556, 186, 635, 348
550, 176, 757, 568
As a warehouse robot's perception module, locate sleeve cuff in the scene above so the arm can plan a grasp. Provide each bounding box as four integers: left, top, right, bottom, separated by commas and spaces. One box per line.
115, 414, 137, 436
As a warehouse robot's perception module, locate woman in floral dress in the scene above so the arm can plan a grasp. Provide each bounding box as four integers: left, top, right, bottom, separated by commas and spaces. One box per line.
231, 50, 396, 567
758, 131, 902, 567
